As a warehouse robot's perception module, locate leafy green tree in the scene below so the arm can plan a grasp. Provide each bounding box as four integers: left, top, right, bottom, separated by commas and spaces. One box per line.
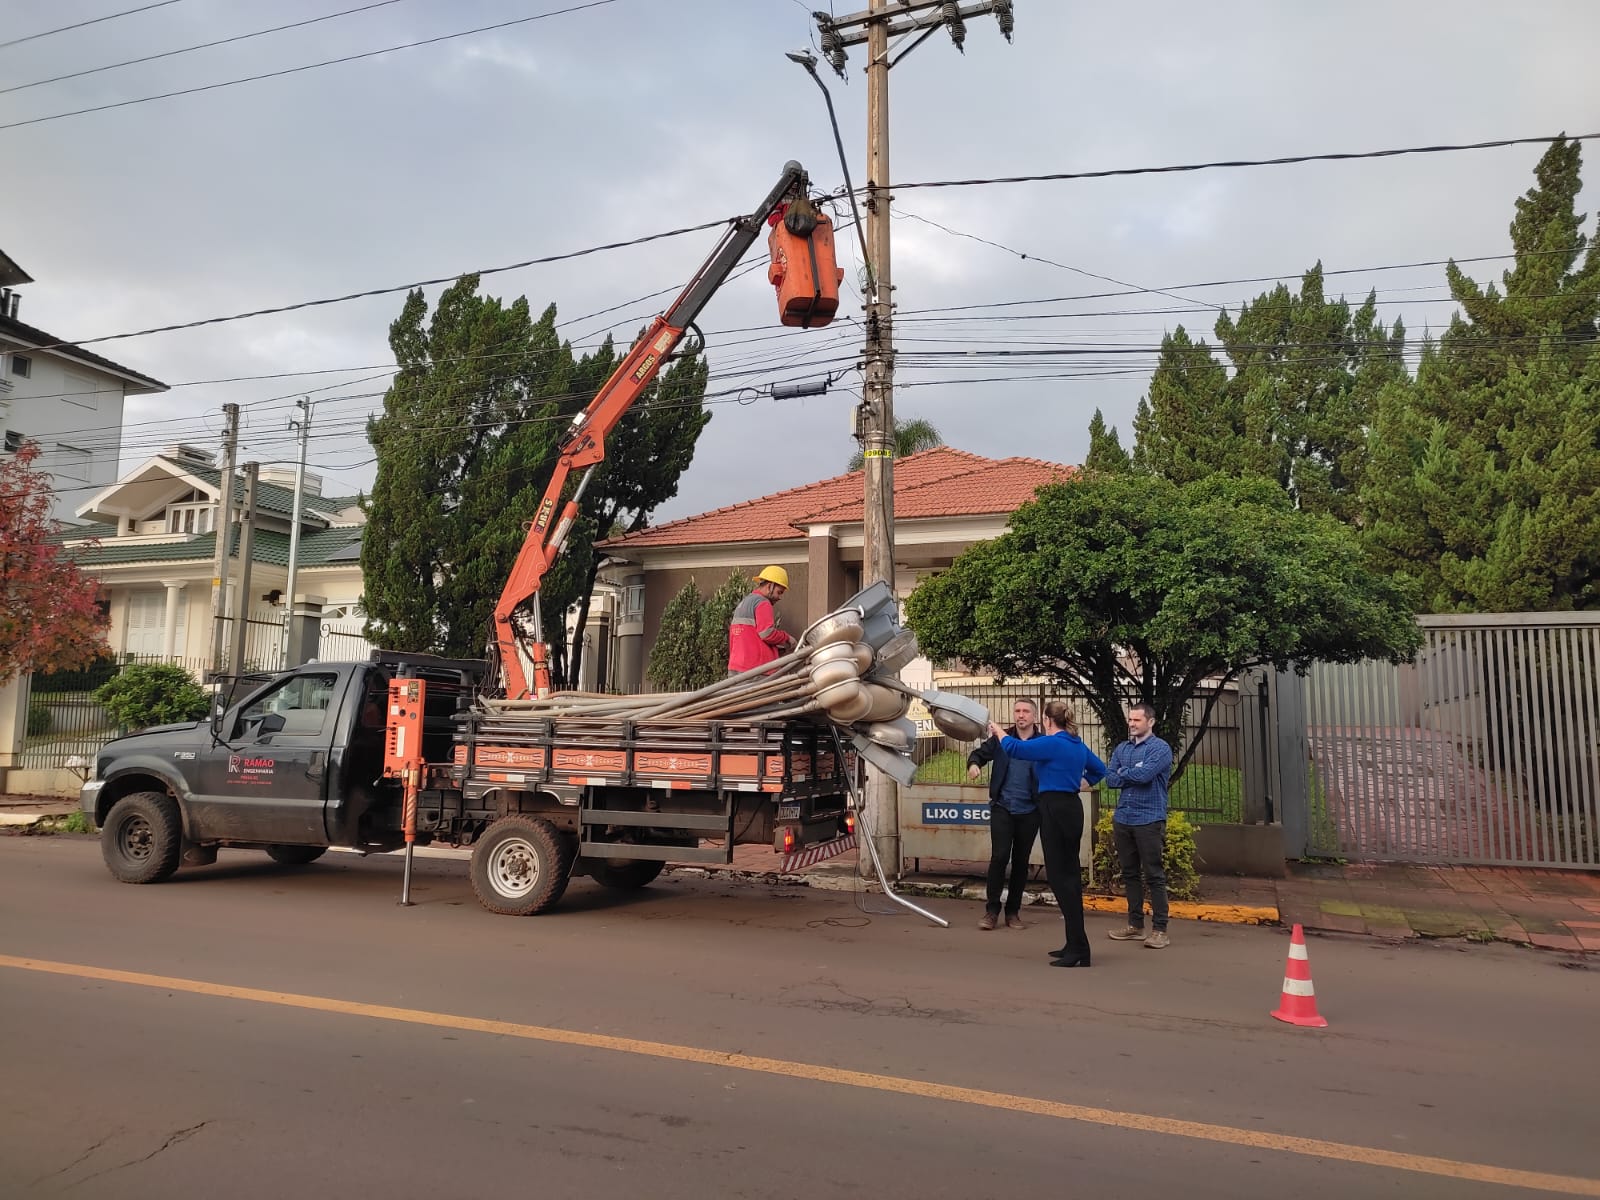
645, 580, 705, 693
905, 474, 1421, 767
94, 663, 210, 731
1084, 409, 1131, 474
693, 570, 754, 688
1362, 137, 1600, 611
1130, 270, 1406, 523
362, 278, 713, 679
847, 416, 945, 471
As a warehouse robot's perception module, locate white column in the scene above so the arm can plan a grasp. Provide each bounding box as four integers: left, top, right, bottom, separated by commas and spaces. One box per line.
160, 580, 184, 661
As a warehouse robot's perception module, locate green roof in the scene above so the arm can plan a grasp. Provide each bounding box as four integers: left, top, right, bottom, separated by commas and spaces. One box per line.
161, 458, 355, 520
64, 524, 365, 569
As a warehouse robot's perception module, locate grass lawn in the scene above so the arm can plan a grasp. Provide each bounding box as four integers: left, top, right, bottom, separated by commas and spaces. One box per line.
914, 749, 1244, 825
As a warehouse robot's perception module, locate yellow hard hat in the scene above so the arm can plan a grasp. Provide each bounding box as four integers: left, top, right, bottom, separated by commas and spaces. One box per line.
757, 565, 790, 589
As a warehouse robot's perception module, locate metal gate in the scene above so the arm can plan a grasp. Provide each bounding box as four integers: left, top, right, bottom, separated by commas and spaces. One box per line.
1301, 614, 1600, 868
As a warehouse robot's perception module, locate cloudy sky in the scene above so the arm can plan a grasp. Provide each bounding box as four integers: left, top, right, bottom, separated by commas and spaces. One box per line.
6, 0, 1597, 522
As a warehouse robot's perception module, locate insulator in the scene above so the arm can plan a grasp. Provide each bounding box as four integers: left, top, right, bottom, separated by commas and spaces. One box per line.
818, 22, 848, 76
993, 0, 1015, 40
942, 1, 966, 50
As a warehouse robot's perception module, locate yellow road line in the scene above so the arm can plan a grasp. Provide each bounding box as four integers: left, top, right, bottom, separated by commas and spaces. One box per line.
3, 952, 1594, 1196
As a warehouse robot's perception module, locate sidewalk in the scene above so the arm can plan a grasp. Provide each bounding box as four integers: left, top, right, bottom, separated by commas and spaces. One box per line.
701, 842, 1600, 954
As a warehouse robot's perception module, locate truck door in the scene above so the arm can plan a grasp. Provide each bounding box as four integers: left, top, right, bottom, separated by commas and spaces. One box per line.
189, 668, 344, 844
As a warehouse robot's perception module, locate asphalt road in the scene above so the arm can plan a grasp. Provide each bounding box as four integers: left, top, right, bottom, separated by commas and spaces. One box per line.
2, 835, 1596, 1200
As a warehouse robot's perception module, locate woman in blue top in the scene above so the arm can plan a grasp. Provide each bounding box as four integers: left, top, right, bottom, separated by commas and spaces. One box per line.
993, 699, 1107, 968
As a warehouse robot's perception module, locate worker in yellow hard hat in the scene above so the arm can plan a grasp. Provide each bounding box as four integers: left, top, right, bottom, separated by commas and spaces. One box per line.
727, 565, 795, 673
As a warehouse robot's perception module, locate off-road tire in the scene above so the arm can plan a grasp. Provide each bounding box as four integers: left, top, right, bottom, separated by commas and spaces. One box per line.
101, 791, 183, 884
266, 845, 327, 866
589, 859, 666, 890
469, 815, 573, 916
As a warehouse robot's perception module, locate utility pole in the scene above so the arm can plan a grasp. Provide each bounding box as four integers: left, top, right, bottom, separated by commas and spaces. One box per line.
208, 403, 240, 678
229, 463, 259, 678
279, 397, 312, 666
813, 0, 1015, 877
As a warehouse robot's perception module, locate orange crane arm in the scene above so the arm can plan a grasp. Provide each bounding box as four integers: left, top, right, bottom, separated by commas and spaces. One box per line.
493, 161, 812, 700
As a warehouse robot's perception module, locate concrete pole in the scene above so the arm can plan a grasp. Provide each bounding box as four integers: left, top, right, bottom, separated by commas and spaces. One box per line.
230, 464, 259, 676
279, 398, 312, 666
207, 403, 239, 676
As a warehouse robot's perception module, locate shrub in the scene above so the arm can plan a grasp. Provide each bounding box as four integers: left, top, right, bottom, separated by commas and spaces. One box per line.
1091, 808, 1199, 901
26, 701, 52, 737
93, 663, 211, 731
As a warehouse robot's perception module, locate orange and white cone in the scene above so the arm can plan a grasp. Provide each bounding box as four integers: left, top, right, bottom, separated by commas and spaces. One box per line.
1271, 923, 1328, 1028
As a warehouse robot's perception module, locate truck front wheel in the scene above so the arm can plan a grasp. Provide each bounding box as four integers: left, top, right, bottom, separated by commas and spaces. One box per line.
469, 816, 573, 916
101, 792, 183, 884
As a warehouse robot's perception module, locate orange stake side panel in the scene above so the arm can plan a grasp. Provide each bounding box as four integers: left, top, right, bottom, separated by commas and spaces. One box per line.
382, 678, 426, 776
445, 741, 857, 791
769, 211, 844, 328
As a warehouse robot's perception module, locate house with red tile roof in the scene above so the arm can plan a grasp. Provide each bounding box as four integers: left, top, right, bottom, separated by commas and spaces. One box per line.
593, 447, 1076, 691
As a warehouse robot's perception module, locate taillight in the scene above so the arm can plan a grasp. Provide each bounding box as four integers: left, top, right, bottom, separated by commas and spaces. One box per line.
845, 813, 855, 833
783, 827, 795, 853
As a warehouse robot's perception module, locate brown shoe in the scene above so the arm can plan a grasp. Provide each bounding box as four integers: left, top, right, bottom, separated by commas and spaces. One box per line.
1144, 930, 1171, 949
979, 912, 997, 931
1005, 914, 1025, 930
1107, 925, 1145, 941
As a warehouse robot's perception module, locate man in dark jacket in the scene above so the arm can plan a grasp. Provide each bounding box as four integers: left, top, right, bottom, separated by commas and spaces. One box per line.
966, 699, 1043, 930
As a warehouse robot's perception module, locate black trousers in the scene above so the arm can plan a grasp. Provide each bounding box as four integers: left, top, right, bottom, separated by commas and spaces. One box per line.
1037, 791, 1088, 959
985, 804, 1040, 916
1114, 819, 1169, 931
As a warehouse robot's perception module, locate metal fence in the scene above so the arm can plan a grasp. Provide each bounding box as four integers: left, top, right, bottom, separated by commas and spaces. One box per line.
16, 655, 212, 771
911, 679, 1247, 823
213, 612, 287, 675
318, 621, 375, 662
1302, 613, 1600, 868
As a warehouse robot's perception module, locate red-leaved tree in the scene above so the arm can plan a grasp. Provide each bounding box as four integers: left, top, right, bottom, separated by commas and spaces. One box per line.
0, 442, 109, 685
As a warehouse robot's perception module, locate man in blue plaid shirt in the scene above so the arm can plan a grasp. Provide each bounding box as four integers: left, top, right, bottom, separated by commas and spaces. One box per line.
1104, 703, 1175, 949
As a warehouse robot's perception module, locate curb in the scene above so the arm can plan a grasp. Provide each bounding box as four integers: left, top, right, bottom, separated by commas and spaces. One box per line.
664, 863, 1281, 926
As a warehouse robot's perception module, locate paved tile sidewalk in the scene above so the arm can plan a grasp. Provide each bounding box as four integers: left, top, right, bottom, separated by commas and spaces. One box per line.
707, 842, 1600, 953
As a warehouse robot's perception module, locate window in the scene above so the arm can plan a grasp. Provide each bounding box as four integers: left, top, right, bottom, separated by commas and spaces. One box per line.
50, 443, 91, 482
4, 430, 23, 453
166, 503, 214, 535
238, 672, 339, 737
9, 354, 31, 379
626, 584, 645, 616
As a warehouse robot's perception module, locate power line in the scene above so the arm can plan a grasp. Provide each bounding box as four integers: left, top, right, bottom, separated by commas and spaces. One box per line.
0, 0, 411, 97
882, 132, 1600, 191
893, 207, 1220, 311
28, 213, 734, 353
0, 0, 185, 51
0, 0, 622, 132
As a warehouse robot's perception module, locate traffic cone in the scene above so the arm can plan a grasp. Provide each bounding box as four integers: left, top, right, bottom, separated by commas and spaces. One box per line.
1271, 924, 1328, 1028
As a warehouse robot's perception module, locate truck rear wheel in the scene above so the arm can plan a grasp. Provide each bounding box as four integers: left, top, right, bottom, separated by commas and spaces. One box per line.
101, 791, 182, 884
266, 845, 326, 866
470, 815, 573, 916
590, 859, 666, 890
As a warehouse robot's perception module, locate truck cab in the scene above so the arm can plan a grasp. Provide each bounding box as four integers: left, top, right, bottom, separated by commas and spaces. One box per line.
83, 655, 479, 882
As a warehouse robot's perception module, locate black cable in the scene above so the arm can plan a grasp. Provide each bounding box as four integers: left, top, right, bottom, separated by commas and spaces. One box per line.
26, 212, 733, 353
880, 132, 1600, 191
0, 0, 184, 51
0, 0, 410, 97
0, 0, 622, 133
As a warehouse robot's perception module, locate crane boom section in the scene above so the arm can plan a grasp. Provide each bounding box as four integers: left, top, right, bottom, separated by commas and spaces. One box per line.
493, 162, 811, 700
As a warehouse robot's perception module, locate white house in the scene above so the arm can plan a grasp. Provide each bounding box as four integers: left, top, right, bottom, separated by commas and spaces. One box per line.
0, 248, 169, 524
64, 445, 372, 670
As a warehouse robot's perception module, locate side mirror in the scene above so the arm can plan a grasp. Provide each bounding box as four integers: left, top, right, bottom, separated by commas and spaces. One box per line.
258, 712, 287, 736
